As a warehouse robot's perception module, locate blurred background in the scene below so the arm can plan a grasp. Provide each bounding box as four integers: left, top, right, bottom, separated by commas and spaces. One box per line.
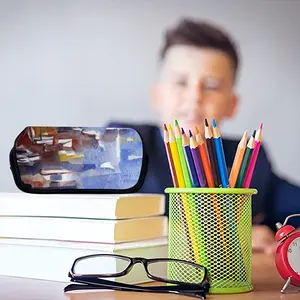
1, 0, 300, 192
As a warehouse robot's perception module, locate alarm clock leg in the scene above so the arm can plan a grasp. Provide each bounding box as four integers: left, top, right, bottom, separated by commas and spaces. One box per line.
281, 276, 292, 293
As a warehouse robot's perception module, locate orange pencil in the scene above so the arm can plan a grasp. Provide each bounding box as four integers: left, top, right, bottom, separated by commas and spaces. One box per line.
194, 126, 215, 188
229, 130, 248, 188
163, 124, 179, 187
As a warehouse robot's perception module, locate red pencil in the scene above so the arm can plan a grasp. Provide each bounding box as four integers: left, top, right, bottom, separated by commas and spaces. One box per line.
243, 123, 263, 188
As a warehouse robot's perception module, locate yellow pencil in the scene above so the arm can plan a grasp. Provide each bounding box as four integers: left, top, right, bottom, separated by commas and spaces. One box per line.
167, 124, 185, 188
167, 123, 201, 264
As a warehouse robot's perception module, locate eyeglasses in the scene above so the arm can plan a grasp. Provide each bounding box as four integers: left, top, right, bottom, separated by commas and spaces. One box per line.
64, 253, 210, 299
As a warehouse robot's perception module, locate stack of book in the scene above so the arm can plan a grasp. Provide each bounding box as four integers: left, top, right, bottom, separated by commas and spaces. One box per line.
0, 192, 168, 283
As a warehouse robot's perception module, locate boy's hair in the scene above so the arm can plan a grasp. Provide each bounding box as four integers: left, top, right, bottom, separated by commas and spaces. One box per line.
160, 17, 240, 79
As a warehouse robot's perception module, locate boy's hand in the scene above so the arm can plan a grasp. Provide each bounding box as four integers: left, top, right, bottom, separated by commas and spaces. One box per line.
252, 225, 277, 255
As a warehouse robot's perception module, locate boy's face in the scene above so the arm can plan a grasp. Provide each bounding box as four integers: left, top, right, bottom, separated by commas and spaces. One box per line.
151, 45, 238, 134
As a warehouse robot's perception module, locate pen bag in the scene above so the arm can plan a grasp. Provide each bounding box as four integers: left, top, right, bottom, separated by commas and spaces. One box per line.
9, 126, 147, 194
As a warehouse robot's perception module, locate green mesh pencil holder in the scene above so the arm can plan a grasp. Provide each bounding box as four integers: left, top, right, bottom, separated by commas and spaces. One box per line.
165, 187, 257, 294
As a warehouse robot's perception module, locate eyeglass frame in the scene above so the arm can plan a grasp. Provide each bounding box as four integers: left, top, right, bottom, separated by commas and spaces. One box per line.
68, 253, 210, 287
65, 254, 209, 299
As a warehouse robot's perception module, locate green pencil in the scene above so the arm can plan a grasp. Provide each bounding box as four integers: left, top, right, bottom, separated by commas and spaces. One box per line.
174, 120, 192, 187
235, 130, 255, 188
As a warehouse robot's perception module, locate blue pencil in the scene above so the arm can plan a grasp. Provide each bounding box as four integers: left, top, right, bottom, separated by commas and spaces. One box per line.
181, 128, 200, 187
211, 119, 229, 188
211, 119, 246, 280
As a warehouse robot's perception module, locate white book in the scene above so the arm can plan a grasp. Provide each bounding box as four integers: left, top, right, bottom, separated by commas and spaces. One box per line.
0, 237, 168, 284
0, 192, 165, 219
0, 215, 168, 243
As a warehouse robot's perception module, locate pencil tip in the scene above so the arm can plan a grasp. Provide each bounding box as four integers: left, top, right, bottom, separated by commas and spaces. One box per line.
181, 127, 185, 134
189, 130, 193, 137
204, 119, 209, 127
163, 124, 167, 131
259, 123, 263, 130
174, 119, 179, 126
212, 118, 217, 128
195, 126, 199, 134
252, 130, 256, 137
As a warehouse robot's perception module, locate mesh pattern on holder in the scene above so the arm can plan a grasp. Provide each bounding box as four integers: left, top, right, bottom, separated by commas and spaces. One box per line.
165, 188, 257, 294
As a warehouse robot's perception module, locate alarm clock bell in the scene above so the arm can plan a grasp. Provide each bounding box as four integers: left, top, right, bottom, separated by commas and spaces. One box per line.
275, 214, 300, 293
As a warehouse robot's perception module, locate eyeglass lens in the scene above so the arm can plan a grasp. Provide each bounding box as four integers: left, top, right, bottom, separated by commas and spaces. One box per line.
74, 255, 131, 277
147, 259, 205, 284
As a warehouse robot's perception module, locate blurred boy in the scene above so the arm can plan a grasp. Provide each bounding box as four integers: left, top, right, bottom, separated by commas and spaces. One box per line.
108, 18, 300, 254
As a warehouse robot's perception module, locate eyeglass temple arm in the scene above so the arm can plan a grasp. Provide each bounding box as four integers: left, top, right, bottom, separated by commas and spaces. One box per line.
72, 276, 207, 291
64, 282, 206, 299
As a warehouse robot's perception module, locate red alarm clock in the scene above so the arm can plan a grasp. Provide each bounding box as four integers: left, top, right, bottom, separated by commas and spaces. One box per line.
275, 214, 300, 293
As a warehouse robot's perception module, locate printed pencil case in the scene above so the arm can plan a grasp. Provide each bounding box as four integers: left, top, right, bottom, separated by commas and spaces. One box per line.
9, 126, 147, 194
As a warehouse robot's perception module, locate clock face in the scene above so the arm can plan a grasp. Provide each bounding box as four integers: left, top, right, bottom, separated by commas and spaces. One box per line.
287, 236, 300, 274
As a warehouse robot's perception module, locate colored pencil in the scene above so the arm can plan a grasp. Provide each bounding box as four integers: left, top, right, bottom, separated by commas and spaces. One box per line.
174, 120, 192, 188
204, 119, 221, 187
168, 123, 201, 264
180, 128, 208, 266
235, 130, 255, 188
187, 130, 211, 270
167, 124, 185, 188
212, 118, 229, 188
189, 130, 207, 187
243, 124, 263, 188
194, 126, 214, 188
166, 126, 201, 265
163, 124, 179, 187
211, 120, 246, 278
229, 130, 248, 188
197, 125, 228, 267
237, 130, 257, 222
181, 128, 200, 187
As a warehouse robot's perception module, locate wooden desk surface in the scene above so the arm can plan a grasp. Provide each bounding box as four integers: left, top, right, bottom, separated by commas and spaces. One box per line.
0, 253, 299, 300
